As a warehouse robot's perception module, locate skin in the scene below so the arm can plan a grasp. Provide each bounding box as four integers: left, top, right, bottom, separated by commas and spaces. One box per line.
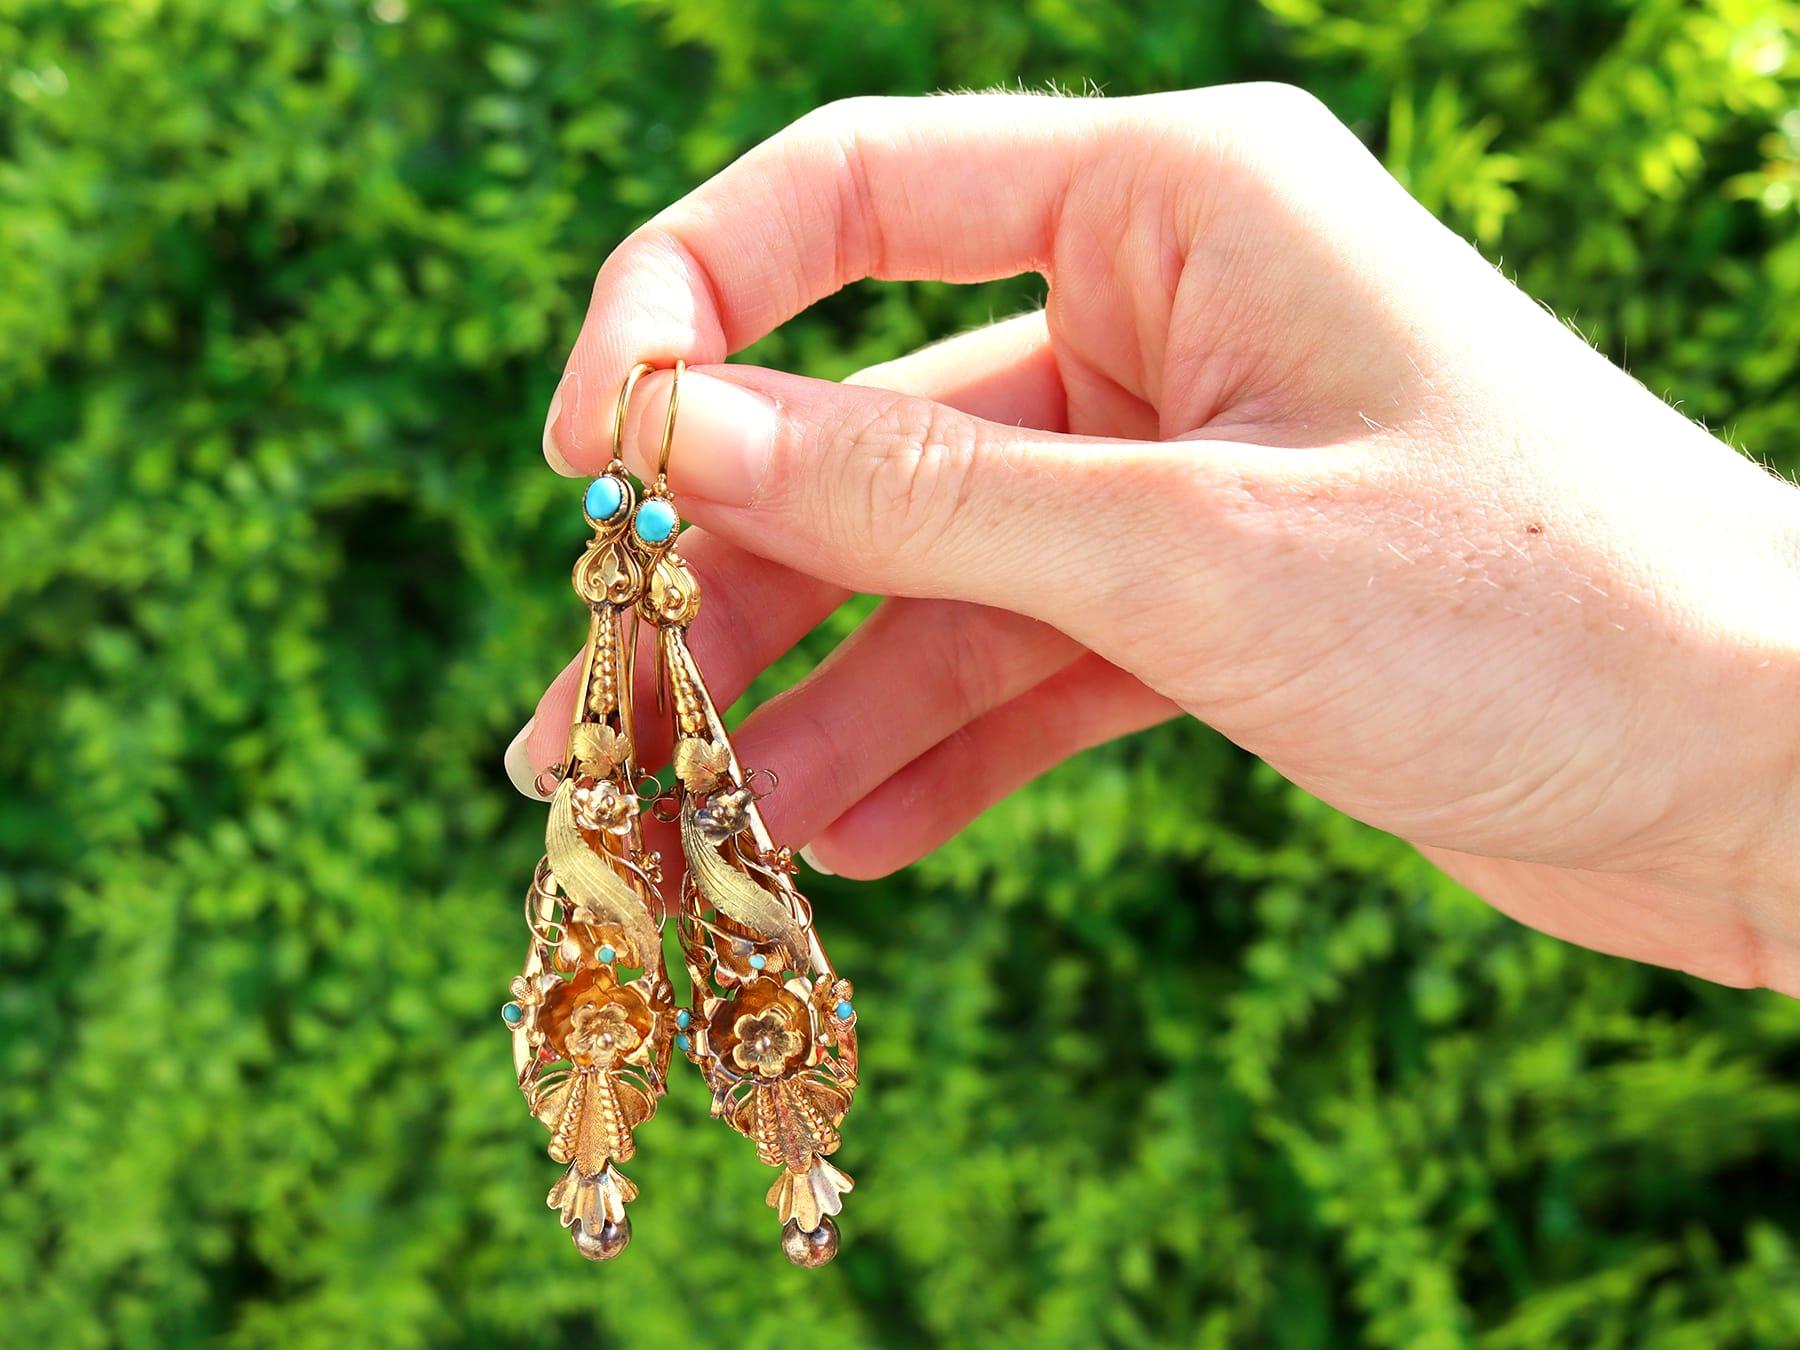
506, 88, 1800, 995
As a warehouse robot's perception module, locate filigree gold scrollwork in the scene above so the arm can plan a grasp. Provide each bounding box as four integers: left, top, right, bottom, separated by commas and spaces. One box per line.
572, 534, 642, 610
626, 369, 863, 1264
678, 797, 807, 970
546, 778, 658, 969
644, 551, 701, 629
505, 442, 675, 1264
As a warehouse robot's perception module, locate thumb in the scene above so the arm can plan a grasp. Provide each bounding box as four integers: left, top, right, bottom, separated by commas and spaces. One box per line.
620, 364, 1235, 626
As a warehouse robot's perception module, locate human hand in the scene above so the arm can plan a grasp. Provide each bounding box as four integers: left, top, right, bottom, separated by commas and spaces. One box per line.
508, 89, 1800, 994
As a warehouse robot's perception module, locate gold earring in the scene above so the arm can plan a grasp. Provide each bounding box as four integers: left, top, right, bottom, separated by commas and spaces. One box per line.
502, 363, 677, 1262
632, 360, 861, 1268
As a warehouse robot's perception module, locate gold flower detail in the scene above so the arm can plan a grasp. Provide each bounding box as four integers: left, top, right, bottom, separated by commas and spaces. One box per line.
508, 973, 549, 1043
567, 1000, 642, 1068
731, 1007, 804, 1079
572, 777, 636, 835
692, 786, 756, 845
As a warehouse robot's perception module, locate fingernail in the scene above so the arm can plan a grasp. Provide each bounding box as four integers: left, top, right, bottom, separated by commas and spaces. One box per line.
799, 844, 835, 876
542, 375, 579, 476
639, 371, 776, 506
504, 718, 542, 799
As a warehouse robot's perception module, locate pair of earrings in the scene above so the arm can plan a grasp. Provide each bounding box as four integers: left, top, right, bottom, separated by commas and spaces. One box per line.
502, 362, 858, 1268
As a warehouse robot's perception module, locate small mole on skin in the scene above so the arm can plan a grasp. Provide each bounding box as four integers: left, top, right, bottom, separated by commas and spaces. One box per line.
1525, 522, 1544, 535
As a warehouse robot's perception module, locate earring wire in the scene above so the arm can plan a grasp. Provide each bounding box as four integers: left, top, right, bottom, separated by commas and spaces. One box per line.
655, 359, 685, 488
609, 362, 654, 474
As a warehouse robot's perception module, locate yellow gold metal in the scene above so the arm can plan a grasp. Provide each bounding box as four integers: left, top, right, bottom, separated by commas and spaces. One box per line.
677, 779, 808, 968
610, 362, 653, 474
624, 361, 860, 1266
781, 1215, 840, 1267
506, 366, 676, 1264
560, 610, 603, 777
654, 358, 685, 486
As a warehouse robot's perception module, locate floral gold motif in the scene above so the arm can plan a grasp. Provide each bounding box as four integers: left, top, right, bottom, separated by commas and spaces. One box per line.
545, 776, 657, 969
623, 364, 861, 1266
732, 1006, 806, 1078
571, 775, 637, 834
679, 793, 807, 970
506, 429, 676, 1265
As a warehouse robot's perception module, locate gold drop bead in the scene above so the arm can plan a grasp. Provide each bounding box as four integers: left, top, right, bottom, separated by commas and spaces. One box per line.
781, 1217, 839, 1268
571, 1217, 631, 1261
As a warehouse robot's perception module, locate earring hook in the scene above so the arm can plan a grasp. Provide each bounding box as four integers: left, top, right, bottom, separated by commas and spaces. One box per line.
655, 359, 685, 488
609, 362, 654, 473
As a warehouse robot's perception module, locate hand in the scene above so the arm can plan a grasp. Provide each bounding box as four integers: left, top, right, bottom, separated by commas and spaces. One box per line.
508, 88, 1800, 994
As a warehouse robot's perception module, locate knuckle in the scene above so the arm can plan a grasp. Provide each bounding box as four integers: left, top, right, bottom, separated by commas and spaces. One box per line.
1226, 81, 1339, 131
772, 98, 888, 280
1163, 450, 1323, 541
1215, 82, 1357, 176
791, 95, 889, 144
1122, 85, 1360, 235
1105, 450, 1215, 542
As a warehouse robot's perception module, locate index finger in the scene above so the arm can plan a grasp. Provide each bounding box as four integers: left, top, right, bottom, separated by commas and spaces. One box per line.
548, 92, 1116, 473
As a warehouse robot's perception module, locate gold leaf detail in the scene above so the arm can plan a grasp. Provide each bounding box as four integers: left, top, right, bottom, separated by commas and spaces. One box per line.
766, 1156, 854, 1230
674, 737, 731, 792
544, 1068, 644, 1173
738, 1078, 841, 1172
548, 1163, 639, 1229
546, 777, 658, 969
533, 1075, 573, 1129
680, 800, 806, 966
574, 1071, 634, 1173
570, 724, 629, 773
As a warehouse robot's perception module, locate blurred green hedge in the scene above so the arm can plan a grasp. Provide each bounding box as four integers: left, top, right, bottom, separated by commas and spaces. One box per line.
4, 1, 1800, 1346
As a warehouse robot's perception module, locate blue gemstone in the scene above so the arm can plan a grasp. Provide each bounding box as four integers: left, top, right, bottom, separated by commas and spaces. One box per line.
634, 498, 678, 544
748, 954, 766, 970
835, 1001, 854, 1021
675, 1009, 690, 1030
501, 1002, 524, 1025
597, 944, 615, 963
585, 475, 626, 522
675, 1034, 691, 1051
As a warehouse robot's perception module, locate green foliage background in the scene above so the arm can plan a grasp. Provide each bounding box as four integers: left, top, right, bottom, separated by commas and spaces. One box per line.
4, 1, 1800, 1345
